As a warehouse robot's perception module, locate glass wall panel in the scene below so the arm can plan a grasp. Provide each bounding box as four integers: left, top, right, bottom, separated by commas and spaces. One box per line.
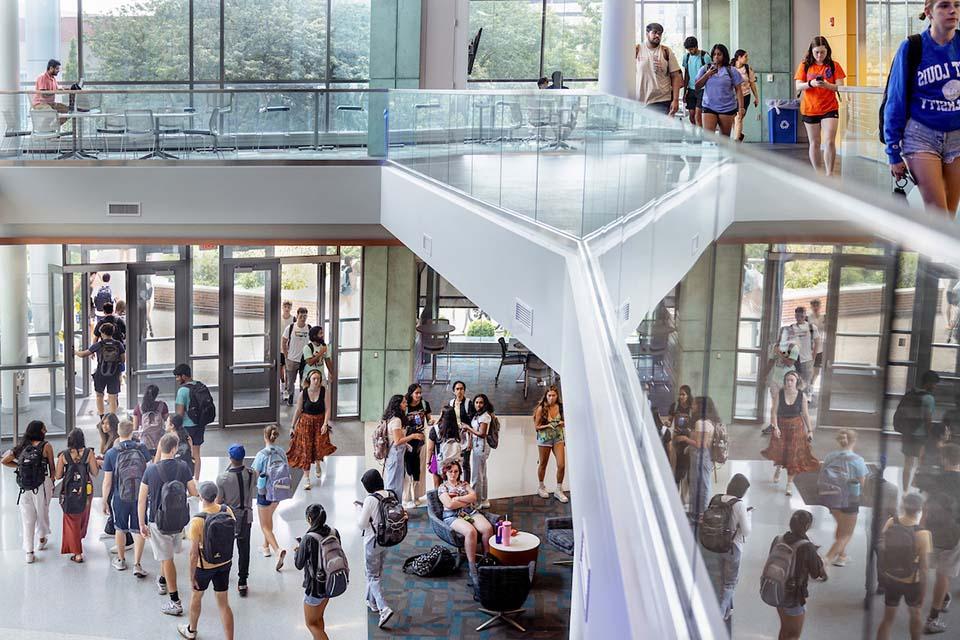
636, 2, 696, 52
193, 0, 222, 82
543, 0, 602, 80
224, 0, 327, 81
331, 0, 371, 81
863, 0, 925, 86
18, 0, 79, 85
468, 0, 544, 81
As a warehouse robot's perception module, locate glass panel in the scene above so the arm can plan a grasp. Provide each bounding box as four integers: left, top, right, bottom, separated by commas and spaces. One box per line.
543, 0, 602, 80
842, 245, 886, 254
224, 0, 328, 81
735, 384, 758, 419
783, 243, 834, 253
468, 0, 544, 81
336, 350, 359, 416
836, 266, 886, 334
937, 276, 960, 344
741, 245, 765, 317
275, 245, 320, 257
339, 247, 362, 349
737, 320, 760, 350
833, 335, 881, 366
18, 0, 79, 84
636, 1, 695, 51
827, 366, 885, 412
194, 0, 222, 82
931, 345, 960, 375
331, 0, 371, 81
736, 352, 760, 381
233, 268, 272, 410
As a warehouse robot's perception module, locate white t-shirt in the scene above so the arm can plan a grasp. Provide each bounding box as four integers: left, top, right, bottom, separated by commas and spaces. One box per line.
284, 322, 311, 362
808, 312, 825, 354
781, 321, 819, 363
357, 489, 391, 537
718, 495, 752, 549
471, 413, 491, 451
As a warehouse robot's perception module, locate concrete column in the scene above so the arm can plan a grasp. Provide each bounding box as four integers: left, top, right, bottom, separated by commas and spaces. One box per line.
28, 245, 63, 361
1, 246, 30, 413
24, 0, 61, 83
599, 0, 636, 99
421, 0, 469, 89
0, 0, 20, 132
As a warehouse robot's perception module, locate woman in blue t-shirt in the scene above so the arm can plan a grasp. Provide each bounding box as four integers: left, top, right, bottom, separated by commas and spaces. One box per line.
821, 429, 868, 568
695, 43, 744, 137
884, 0, 960, 218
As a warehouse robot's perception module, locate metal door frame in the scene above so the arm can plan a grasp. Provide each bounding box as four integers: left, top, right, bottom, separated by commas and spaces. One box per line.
48, 264, 71, 431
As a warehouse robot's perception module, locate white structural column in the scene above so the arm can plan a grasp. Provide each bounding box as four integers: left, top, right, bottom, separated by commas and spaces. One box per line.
0, 246, 30, 413
0, 0, 20, 131
29, 245, 62, 362
421, 0, 470, 89
599, 0, 637, 99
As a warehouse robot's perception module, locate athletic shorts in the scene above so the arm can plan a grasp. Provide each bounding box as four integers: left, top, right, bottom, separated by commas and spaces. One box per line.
194, 564, 231, 592
935, 544, 960, 578
901, 118, 960, 164
801, 110, 839, 124
901, 435, 925, 458
93, 372, 121, 395
257, 494, 276, 508
111, 498, 140, 533
703, 106, 738, 117
148, 522, 183, 562
684, 88, 703, 111
185, 425, 205, 446
881, 579, 923, 607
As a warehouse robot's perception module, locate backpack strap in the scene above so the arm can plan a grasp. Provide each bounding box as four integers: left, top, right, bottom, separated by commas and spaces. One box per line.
236, 469, 245, 513
906, 33, 923, 107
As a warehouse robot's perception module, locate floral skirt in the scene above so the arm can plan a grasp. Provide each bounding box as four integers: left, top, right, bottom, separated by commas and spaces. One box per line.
287, 413, 337, 469
761, 415, 819, 475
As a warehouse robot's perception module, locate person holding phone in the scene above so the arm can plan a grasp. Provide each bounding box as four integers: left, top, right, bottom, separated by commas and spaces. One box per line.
694, 44, 744, 137
795, 36, 846, 176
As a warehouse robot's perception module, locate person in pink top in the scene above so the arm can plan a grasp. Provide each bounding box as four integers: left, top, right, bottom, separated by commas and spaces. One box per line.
33, 59, 67, 124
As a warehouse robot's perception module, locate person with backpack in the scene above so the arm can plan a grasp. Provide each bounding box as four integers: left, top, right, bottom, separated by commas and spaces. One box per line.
449, 380, 474, 481
533, 385, 568, 503
93, 301, 127, 344
819, 430, 869, 568
402, 383, 433, 508
438, 459, 494, 589
762, 371, 820, 497
138, 432, 199, 617
55, 428, 99, 563
877, 493, 931, 640
634, 22, 682, 116
289, 370, 337, 491
76, 321, 125, 419
176, 481, 236, 640
923, 443, 960, 634
154, 414, 195, 477
694, 44, 745, 137
133, 384, 169, 457
101, 419, 151, 576
732, 49, 760, 142
294, 503, 346, 640
883, 0, 960, 218
301, 325, 334, 385
98, 412, 120, 456
174, 363, 216, 482
281, 306, 311, 405
700, 474, 751, 633
252, 424, 290, 567
897, 370, 940, 490
216, 444, 257, 597
761, 510, 827, 639
674, 396, 720, 519
681, 36, 710, 126
1, 420, 56, 564
426, 407, 463, 489
384, 394, 421, 500
795, 36, 846, 176
92, 272, 114, 320
463, 393, 495, 509
356, 469, 397, 628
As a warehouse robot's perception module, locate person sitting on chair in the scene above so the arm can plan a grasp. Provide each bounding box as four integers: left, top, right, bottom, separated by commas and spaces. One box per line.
437, 460, 494, 589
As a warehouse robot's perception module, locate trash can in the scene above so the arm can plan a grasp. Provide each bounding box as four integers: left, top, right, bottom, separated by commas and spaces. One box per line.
766, 99, 800, 144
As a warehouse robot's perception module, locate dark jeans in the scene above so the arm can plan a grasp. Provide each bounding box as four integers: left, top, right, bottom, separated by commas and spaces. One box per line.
236, 522, 252, 583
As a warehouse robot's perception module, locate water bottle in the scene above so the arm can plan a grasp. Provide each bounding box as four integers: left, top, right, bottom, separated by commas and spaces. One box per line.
501, 519, 512, 547
495, 521, 503, 545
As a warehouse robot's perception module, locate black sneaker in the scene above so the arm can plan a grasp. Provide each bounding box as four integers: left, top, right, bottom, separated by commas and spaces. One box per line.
238, 582, 248, 597
761, 425, 774, 435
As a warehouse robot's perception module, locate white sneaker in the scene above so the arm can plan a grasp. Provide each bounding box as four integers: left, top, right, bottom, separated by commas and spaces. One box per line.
402, 501, 416, 510
25, 552, 35, 564
378, 607, 394, 629
37, 538, 48, 551
537, 484, 550, 499
261, 546, 272, 558
133, 564, 147, 578
480, 501, 491, 509
176, 623, 196, 638
554, 490, 569, 504
367, 601, 380, 613
112, 557, 127, 571
156, 575, 168, 595
162, 600, 184, 616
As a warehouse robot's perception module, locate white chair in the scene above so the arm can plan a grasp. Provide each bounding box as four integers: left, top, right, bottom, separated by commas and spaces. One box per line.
122, 109, 156, 158
28, 108, 62, 158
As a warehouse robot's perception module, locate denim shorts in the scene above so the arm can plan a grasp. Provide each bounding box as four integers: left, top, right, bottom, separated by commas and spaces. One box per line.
304, 594, 327, 607
902, 118, 960, 164
781, 603, 805, 616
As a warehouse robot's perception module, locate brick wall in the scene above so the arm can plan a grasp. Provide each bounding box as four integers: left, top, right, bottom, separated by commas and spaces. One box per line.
153, 283, 319, 319
779, 286, 920, 324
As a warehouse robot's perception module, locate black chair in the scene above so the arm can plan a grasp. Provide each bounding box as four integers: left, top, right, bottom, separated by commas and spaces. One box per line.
476, 562, 534, 632
545, 516, 574, 566
426, 490, 499, 567
495, 336, 526, 386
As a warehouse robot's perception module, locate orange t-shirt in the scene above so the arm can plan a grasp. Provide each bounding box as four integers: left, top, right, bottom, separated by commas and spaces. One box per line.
794, 62, 845, 116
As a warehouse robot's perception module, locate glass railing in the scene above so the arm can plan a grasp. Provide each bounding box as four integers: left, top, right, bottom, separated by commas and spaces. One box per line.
837, 86, 894, 191
0, 88, 383, 161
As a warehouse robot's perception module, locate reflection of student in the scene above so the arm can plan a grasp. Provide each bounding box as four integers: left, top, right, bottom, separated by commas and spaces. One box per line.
537, 77, 549, 90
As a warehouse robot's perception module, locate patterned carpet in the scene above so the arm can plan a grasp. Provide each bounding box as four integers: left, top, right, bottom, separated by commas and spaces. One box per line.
369, 494, 574, 639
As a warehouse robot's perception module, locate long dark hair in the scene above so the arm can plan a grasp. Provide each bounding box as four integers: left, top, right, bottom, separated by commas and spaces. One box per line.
13, 420, 46, 457
99, 413, 120, 453
382, 394, 406, 422
66, 428, 86, 451
691, 396, 721, 424
803, 36, 834, 75
141, 384, 160, 413
733, 49, 750, 75
405, 383, 424, 410
473, 393, 494, 416
710, 43, 731, 67
675, 385, 693, 412
305, 503, 332, 536
169, 413, 190, 447
437, 406, 460, 441
308, 325, 324, 345
535, 385, 561, 425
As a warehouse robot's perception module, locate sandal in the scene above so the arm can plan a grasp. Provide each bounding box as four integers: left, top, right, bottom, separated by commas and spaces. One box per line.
70, 554, 84, 563
275, 549, 287, 572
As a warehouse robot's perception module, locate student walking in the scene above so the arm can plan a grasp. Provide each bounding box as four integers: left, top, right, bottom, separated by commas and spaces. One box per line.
178, 481, 236, 640
694, 44, 744, 137
288, 370, 336, 491
139, 432, 199, 616
732, 49, 760, 141
762, 371, 820, 496
884, 0, 960, 218
681, 37, 710, 126
174, 363, 216, 482
101, 420, 151, 576
675, 396, 720, 520
819, 430, 869, 568
252, 425, 291, 566
281, 306, 312, 405
356, 469, 396, 628
216, 444, 257, 596
133, 384, 169, 457
763, 510, 828, 640
876, 493, 931, 640
56, 428, 99, 562
98, 412, 120, 454
76, 322, 125, 418
634, 22, 682, 115
295, 504, 344, 640
923, 443, 960, 634
795, 36, 846, 176
895, 370, 940, 490
402, 383, 433, 508
533, 386, 568, 503
2, 420, 56, 563
700, 474, 751, 633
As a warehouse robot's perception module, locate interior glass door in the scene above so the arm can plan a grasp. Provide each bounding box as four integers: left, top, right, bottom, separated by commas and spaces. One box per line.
222, 260, 280, 426
819, 257, 894, 428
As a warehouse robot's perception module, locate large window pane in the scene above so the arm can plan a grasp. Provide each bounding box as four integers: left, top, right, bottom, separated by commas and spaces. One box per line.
543, 0, 602, 80
636, 2, 695, 52
82, 0, 189, 82
193, 0, 222, 82
19, 0, 79, 85
331, 0, 371, 81
469, 0, 544, 81
224, 0, 328, 81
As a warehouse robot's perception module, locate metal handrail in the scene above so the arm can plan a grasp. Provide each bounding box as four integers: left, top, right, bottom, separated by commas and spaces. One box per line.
1, 87, 388, 96
0, 361, 65, 371
0, 362, 65, 443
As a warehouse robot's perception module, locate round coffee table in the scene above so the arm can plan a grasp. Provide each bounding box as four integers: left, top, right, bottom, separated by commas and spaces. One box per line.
489, 531, 540, 567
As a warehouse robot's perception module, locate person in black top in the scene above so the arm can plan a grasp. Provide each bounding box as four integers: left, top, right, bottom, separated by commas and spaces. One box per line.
294, 503, 339, 639
403, 383, 433, 509
288, 370, 336, 491
76, 322, 125, 418
774, 510, 827, 639
667, 385, 693, 502
925, 443, 960, 633
426, 407, 461, 488
93, 301, 127, 344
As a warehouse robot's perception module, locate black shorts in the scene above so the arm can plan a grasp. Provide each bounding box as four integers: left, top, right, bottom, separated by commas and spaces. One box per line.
194, 564, 231, 592
902, 435, 924, 458
801, 110, 839, 124
703, 106, 739, 117
93, 372, 121, 395
684, 89, 703, 111
280, 353, 286, 367
881, 579, 923, 607
839, 501, 860, 514
740, 93, 751, 116
185, 424, 206, 446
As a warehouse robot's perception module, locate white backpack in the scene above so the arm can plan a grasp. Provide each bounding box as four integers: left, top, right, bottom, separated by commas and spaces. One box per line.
439, 438, 462, 466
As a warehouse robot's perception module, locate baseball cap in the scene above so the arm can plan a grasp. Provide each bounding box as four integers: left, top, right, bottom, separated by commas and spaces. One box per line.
228, 444, 246, 461
199, 481, 218, 503
646, 22, 664, 34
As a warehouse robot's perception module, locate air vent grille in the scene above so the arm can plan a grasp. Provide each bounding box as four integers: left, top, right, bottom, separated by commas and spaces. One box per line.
514, 298, 533, 335
107, 202, 141, 217
619, 300, 631, 325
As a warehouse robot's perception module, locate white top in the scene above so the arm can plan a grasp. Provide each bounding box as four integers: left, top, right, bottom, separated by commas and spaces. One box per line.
471, 413, 491, 451
284, 322, 311, 362
356, 489, 391, 536
717, 495, 752, 549
490, 530, 540, 552
780, 321, 820, 363
808, 311, 826, 354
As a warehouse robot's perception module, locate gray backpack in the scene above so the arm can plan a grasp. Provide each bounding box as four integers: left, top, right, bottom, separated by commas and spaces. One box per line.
308, 530, 349, 597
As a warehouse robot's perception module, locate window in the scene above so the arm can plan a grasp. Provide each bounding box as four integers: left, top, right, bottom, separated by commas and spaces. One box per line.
863, 0, 924, 86
18, 0, 79, 85
469, 0, 545, 81
331, 0, 371, 81
224, 0, 327, 82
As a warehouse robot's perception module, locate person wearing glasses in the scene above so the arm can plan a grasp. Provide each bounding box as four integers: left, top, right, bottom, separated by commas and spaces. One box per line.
635, 23, 683, 116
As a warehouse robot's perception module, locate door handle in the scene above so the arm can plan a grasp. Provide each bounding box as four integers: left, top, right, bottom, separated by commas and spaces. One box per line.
229, 362, 277, 371
131, 368, 175, 376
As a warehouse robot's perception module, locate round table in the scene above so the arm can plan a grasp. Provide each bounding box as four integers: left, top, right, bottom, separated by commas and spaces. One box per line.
488, 531, 540, 567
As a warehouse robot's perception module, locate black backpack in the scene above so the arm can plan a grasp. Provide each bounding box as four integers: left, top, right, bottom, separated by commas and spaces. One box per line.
878, 517, 921, 582
115, 443, 148, 503
893, 389, 929, 435
699, 495, 740, 553
155, 463, 191, 534
198, 506, 236, 567
402, 545, 458, 577
371, 490, 408, 547
93, 285, 112, 312
60, 448, 91, 515
16, 441, 48, 499
879, 34, 923, 144
98, 339, 123, 377
175, 440, 195, 476
186, 381, 216, 427
926, 491, 960, 550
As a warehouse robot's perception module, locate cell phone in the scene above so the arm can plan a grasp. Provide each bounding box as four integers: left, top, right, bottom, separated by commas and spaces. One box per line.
815, 75, 824, 83
747, 506, 756, 512
296, 536, 302, 543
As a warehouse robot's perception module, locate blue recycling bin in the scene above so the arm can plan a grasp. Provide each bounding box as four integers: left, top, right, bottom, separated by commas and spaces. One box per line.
766, 101, 799, 144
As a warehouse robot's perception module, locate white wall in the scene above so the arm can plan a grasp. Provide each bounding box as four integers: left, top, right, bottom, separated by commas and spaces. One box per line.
793, 0, 820, 70
421, 0, 470, 89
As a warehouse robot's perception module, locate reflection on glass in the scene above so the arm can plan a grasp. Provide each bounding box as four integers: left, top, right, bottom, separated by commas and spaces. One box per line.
233, 268, 272, 410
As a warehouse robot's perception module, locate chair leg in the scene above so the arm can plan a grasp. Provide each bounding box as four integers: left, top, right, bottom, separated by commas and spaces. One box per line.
553, 559, 574, 566
495, 360, 504, 386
